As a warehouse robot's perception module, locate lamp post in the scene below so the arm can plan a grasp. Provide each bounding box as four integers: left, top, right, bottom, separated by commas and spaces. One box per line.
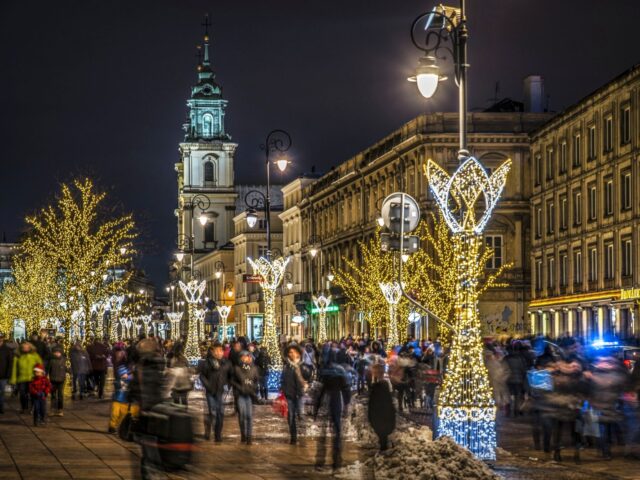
407, 2, 511, 460
175, 194, 212, 278
214, 260, 225, 302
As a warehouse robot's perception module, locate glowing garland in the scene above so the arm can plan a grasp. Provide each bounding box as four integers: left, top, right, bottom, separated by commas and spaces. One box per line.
179, 279, 206, 363
313, 295, 332, 344
425, 156, 511, 460
247, 256, 290, 373
379, 282, 402, 348
216, 305, 232, 341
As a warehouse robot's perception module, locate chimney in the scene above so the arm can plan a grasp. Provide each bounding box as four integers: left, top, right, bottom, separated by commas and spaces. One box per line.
523, 75, 545, 113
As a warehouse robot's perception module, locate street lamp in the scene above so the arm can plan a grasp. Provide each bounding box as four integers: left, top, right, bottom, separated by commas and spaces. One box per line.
327, 271, 335, 282
176, 193, 212, 279
243, 129, 292, 259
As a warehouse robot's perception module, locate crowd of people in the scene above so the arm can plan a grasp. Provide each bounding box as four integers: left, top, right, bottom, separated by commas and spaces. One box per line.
1, 328, 639, 476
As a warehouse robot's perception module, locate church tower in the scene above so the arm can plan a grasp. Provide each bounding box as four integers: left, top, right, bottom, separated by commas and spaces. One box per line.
175, 16, 238, 270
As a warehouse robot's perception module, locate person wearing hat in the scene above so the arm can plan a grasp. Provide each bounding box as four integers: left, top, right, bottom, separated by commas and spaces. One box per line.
10, 341, 43, 414
0, 334, 13, 414
281, 343, 307, 444
231, 350, 259, 445
29, 363, 51, 426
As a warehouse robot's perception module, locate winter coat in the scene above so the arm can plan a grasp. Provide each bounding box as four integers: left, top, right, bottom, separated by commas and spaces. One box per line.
281, 360, 305, 400
113, 365, 133, 403
129, 354, 166, 411
232, 363, 259, 398
254, 349, 270, 376
47, 354, 67, 383
199, 355, 231, 396
86, 342, 109, 372
0, 343, 13, 380
589, 361, 628, 424
368, 379, 396, 438
10, 351, 43, 384
315, 365, 351, 418
504, 352, 528, 385
70, 348, 92, 375
29, 376, 51, 397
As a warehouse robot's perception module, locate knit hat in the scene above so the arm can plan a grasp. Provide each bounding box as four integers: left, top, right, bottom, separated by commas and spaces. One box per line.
34, 364, 45, 374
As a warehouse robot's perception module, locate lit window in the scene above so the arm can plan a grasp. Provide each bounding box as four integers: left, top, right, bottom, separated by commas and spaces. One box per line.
548, 256, 555, 289
203, 113, 214, 137
485, 235, 503, 269
560, 142, 567, 173
574, 250, 582, 284
560, 254, 568, 286
588, 184, 597, 221
589, 247, 598, 282
604, 116, 613, 152
572, 134, 581, 167
573, 191, 582, 225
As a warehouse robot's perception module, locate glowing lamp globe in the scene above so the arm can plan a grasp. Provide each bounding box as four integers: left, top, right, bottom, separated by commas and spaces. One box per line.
120, 247, 127, 255
246, 210, 258, 228
376, 216, 385, 227
409, 55, 440, 99
309, 247, 318, 258
286, 281, 293, 290
275, 157, 289, 172
198, 213, 209, 226
327, 272, 335, 282
175, 252, 185, 262
215, 271, 222, 279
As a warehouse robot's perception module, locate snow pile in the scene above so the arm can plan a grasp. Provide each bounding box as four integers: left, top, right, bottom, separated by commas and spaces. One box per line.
364, 429, 500, 480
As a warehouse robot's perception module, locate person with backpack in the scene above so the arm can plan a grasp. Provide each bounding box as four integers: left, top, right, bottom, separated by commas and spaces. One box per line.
70, 341, 92, 400
0, 334, 13, 414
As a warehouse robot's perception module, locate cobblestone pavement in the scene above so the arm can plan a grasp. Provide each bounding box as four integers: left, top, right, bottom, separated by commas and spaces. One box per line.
1, 387, 639, 479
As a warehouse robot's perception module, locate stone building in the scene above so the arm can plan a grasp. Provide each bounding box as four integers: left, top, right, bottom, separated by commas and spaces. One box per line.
281, 111, 550, 340
529, 65, 640, 341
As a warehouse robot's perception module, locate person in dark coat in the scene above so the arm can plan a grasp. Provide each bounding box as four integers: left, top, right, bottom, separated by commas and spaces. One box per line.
199, 343, 231, 442
47, 346, 67, 416
368, 364, 396, 450
70, 341, 91, 399
254, 345, 270, 401
231, 351, 260, 445
314, 349, 352, 470
0, 334, 13, 414
281, 344, 307, 444
86, 338, 109, 399
504, 343, 528, 416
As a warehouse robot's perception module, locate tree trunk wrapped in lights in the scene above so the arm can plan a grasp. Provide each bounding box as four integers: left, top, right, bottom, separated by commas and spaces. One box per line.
379, 282, 402, 348
179, 279, 206, 363
426, 156, 512, 460
313, 295, 332, 344
216, 305, 232, 341
167, 312, 183, 340
194, 308, 206, 341
247, 256, 290, 373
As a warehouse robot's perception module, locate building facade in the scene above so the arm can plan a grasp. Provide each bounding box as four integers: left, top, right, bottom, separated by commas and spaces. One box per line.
278, 112, 550, 341
529, 65, 640, 341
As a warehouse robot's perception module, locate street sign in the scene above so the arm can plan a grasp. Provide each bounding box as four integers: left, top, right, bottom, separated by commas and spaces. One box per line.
242, 274, 263, 283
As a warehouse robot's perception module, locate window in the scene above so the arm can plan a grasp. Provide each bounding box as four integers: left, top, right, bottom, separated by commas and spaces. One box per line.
560, 196, 568, 230
621, 106, 631, 144
589, 246, 598, 282
573, 191, 582, 225
622, 171, 632, 210
535, 259, 542, 291
536, 206, 542, 238
203, 221, 215, 243
485, 235, 503, 269
588, 184, 597, 221
622, 238, 633, 277
548, 257, 555, 289
534, 155, 541, 186
560, 142, 567, 173
204, 161, 215, 183
258, 218, 268, 229
588, 126, 596, 159
605, 243, 614, 279
572, 134, 581, 167
202, 113, 213, 137
560, 253, 568, 286
574, 250, 582, 284
604, 178, 613, 216
546, 149, 554, 181
604, 116, 613, 152
546, 201, 555, 234
258, 245, 268, 258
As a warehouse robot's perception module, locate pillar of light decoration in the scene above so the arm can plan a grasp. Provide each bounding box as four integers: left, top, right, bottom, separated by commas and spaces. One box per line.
107, 295, 124, 341
247, 256, 290, 374
379, 282, 402, 349
167, 312, 183, 340
426, 156, 511, 460
179, 279, 207, 363
195, 308, 206, 340
140, 314, 152, 336
70, 310, 84, 341
312, 294, 332, 344
217, 305, 232, 341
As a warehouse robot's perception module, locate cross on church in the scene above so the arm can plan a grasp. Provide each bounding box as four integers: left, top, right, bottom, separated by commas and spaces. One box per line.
201, 14, 211, 36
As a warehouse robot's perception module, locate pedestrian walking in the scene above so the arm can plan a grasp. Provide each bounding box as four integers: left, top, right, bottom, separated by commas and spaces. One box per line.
231, 350, 259, 445
10, 341, 42, 413
165, 343, 193, 406
199, 342, 231, 442
254, 345, 270, 401
47, 346, 67, 416
70, 341, 91, 400
29, 363, 51, 426
87, 337, 109, 399
108, 363, 138, 434
368, 364, 396, 451
281, 344, 307, 444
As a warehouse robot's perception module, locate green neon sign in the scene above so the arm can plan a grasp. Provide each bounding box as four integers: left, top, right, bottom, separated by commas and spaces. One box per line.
310, 305, 340, 314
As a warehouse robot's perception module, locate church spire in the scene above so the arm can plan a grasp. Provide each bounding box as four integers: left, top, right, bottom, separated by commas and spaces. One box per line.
202, 14, 211, 67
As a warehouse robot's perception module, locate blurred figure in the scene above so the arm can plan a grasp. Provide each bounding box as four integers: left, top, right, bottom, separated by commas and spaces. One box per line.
368, 364, 395, 450
314, 349, 351, 470
70, 341, 91, 400
86, 337, 109, 399
0, 334, 13, 414
47, 346, 67, 416
29, 363, 51, 426
254, 344, 270, 401
165, 343, 193, 406
504, 343, 528, 416
232, 350, 259, 445
109, 363, 137, 434
199, 342, 231, 442
281, 344, 307, 444
10, 341, 42, 413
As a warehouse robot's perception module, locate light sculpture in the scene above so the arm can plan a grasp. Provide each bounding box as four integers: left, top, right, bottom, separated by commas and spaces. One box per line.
167, 312, 183, 340
312, 294, 332, 344
379, 282, 403, 348
140, 314, 152, 336
217, 305, 232, 341
195, 308, 206, 341
425, 156, 511, 460
107, 294, 124, 341
247, 255, 290, 373
179, 279, 206, 363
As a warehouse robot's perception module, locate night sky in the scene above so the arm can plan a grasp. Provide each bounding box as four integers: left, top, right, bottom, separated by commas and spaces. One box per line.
1, 0, 638, 288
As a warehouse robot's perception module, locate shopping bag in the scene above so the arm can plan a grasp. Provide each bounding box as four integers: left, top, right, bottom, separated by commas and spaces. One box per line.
272, 392, 288, 418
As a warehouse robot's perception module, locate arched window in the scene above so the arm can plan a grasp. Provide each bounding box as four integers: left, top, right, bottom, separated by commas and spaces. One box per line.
204, 160, 215, 184
204, 221, 215, 244
202, 113, 213, 137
